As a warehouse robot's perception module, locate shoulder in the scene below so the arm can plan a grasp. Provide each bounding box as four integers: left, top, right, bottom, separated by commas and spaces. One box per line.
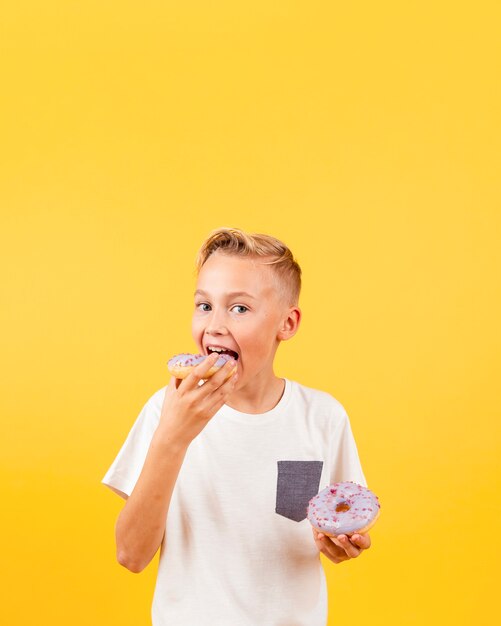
145, 385, 168, 413
289, 379, 349, 427
129, 385, 167, 432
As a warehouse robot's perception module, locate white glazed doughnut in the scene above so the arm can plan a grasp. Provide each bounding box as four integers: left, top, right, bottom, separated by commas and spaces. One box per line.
307, 481, 381, 537
167, 352, 237, 380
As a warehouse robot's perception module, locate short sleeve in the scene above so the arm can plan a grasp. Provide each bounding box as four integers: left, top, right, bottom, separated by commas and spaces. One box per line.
329, 410, 367, 487
101, 386, 166, 498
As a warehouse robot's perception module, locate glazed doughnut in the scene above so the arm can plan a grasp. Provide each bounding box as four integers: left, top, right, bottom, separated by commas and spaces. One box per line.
307, 481, 380, 537
167, 353, 237, 380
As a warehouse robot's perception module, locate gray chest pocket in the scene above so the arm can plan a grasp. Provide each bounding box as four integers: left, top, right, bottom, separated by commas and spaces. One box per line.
275, 460, 324, 522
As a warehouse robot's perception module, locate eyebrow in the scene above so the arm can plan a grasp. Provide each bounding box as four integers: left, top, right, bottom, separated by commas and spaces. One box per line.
194, 289, 257, 300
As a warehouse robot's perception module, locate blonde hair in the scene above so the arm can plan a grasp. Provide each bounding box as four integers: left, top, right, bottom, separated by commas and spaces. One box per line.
194, 227, 302, 306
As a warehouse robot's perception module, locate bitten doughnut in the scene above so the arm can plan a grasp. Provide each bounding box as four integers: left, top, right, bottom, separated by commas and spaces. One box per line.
307, 481, 381, 537
167, 353, 237, 380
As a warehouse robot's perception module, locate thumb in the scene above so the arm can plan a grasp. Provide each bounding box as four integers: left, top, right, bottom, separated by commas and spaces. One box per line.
164, 376, 176, 396
162, 376, 179, 412
168, 374, 183, 390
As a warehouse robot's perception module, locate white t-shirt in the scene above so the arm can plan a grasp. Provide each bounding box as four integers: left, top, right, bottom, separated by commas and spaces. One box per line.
101, 378, 367, 626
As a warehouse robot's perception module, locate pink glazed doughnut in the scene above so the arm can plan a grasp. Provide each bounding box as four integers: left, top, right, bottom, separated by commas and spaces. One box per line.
307, 481, 381, 537
167, 353, 237, 380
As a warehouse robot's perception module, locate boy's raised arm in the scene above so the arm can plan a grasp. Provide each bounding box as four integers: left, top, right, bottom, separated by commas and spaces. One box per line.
114, 352, 238, 573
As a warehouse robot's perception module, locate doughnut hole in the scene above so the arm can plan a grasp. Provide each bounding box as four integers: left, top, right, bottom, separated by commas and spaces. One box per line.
335, 501, 351, 513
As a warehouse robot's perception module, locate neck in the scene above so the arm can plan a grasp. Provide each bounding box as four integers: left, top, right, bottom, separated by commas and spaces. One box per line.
225, 370, 285, 414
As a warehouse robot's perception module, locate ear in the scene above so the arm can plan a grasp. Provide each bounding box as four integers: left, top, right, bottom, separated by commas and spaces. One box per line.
277, 306, 301, 341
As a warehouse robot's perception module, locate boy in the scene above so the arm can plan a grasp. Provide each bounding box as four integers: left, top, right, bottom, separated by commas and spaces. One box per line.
101, 227, 372, 626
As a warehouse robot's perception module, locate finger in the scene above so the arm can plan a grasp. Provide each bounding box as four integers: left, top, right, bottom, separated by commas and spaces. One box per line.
198, 357, 237, 394
312, 527, 328, 543
181, 353, 220, 391
166, 375, 181, 391
350, 533, 371, 550
161, 377, 178, 419
162, 377, 176, 405
312, 528, 329, 550
335, 534, 362, 558
311, 528, 324, 550
207, 356, 237, 383
312, 528, 348, 563
311, 527, 326, 549
207, 367, 239, 412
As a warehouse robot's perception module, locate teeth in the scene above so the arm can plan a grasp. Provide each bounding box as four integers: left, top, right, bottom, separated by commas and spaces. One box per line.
207, 346, 239, 360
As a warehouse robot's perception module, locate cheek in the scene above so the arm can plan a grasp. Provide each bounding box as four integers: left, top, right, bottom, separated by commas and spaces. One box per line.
191, 317, 201, 340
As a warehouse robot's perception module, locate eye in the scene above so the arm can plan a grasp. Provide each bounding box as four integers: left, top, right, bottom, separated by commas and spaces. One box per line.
196, 302, 211, 312
232, 305, 248, 314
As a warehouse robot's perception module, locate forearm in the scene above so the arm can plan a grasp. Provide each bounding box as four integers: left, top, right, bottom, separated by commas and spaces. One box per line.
115, 424, 189, 573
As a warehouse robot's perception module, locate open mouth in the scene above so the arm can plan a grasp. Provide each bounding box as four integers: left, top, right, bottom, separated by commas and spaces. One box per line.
206, 346, 239, 360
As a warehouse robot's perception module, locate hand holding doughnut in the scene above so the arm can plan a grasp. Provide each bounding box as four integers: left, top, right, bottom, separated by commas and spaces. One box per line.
157, 352, 238, 446
308, 481, 380, 564
311, 527, 371, 564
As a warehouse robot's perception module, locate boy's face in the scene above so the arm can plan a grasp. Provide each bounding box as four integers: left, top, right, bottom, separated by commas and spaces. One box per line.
191, 252, 290, 384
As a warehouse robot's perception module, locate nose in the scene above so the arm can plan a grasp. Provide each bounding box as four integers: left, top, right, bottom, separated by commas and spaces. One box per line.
205, 324, 227, 336
204, 310, 228, 336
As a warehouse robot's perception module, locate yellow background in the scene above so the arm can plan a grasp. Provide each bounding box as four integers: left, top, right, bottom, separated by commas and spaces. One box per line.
1, 2, 499, 624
